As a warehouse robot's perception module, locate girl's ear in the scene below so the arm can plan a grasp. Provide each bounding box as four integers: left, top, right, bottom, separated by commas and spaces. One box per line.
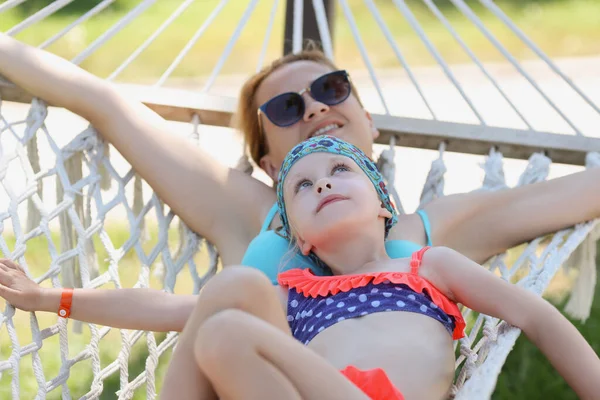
296, 236, 313, 256
379, 204, 392, 219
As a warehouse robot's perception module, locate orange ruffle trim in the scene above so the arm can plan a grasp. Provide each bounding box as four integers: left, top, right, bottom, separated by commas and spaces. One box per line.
278, 268, 465, 340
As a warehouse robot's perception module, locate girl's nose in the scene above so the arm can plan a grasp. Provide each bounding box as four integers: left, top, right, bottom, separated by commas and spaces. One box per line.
316, 180, 332, 194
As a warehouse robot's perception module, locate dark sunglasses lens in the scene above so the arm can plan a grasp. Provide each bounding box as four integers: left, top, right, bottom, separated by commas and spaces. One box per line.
311, 72, 350, 105
265, 93, 304, 126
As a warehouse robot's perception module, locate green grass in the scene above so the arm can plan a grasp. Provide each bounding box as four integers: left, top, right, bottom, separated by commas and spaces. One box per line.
1, 0, 600, 82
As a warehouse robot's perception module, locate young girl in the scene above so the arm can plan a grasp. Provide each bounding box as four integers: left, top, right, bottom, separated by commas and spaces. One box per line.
1, 135, 598, 399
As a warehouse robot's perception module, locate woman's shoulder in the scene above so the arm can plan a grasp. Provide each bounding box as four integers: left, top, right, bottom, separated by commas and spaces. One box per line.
387, 212, 427, 243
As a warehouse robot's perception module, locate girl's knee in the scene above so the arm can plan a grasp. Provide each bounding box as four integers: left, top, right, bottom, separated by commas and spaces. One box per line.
218, 265, 272, 286
201, 265, 274, 303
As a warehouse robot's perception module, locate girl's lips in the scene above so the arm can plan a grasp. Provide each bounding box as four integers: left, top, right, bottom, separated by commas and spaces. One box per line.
316, 194, 348, 213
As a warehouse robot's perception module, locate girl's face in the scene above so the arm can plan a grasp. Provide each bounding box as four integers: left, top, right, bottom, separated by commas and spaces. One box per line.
283, 152, 391, 254
255, 61, 379, 181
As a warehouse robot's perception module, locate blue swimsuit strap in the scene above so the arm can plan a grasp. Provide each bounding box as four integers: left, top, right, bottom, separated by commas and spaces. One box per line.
261, 202, 279, 232
416, 209, 433, 246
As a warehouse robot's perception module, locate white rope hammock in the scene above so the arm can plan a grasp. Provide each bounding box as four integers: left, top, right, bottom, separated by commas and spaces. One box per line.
1, 1, 600, 399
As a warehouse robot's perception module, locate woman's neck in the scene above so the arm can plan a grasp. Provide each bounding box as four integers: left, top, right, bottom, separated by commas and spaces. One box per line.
312, 229, 390, 275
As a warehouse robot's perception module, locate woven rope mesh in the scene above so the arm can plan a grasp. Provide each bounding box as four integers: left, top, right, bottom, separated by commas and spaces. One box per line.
0, 97, 218, 399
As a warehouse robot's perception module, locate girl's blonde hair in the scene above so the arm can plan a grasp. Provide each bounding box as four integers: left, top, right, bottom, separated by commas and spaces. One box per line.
234, 43, 362, 166
279, 239, 302, 275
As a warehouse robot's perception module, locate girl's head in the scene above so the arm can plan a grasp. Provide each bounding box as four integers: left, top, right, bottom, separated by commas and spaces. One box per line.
277, 136, 397, 256
235, 47, 379, 182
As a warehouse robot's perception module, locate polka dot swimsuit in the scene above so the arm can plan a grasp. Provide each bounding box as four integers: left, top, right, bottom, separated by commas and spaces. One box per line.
278, 247, 466, 345
287, 281, 457, 345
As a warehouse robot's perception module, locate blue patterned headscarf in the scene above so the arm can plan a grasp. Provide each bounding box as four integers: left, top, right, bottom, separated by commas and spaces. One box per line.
276, 135, 397, 240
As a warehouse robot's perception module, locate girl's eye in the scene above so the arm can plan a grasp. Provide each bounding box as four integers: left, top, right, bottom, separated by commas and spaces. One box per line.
295, 179, 312, 193
332, 163, 349, 174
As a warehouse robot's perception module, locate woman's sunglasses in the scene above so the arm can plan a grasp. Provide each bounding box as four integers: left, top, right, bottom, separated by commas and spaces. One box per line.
257, 70, 352, 128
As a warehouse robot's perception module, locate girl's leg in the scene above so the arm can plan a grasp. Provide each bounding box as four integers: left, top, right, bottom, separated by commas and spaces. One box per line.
161, 266, 290, 400
194, 309, 369, 400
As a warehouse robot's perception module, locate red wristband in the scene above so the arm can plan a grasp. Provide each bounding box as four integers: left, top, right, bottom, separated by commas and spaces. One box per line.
58, 288, 74, 318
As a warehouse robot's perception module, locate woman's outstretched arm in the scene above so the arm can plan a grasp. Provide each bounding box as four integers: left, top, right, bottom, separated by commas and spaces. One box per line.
0, 33, 275, 256
425, 167, 600, 264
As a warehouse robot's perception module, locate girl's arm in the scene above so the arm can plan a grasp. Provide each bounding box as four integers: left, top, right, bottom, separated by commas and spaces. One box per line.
0, 33, 276, 254
423, 247, 600, 400
0, 259, 195, 332
46, 287, 195, 332
425, 165, 600, 264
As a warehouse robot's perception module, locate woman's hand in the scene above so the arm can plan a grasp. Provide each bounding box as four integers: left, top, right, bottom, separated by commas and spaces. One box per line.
0, 259, 44, 312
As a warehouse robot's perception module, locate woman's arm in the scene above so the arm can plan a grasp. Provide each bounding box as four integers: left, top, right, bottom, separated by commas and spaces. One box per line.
423, 247, 600, 400
0, 33, 275, 252
0, 259, 195, 332
425, 167, 600, 264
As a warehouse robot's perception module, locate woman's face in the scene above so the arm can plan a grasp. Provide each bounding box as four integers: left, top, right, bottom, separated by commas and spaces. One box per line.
256, 61, 379, 181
